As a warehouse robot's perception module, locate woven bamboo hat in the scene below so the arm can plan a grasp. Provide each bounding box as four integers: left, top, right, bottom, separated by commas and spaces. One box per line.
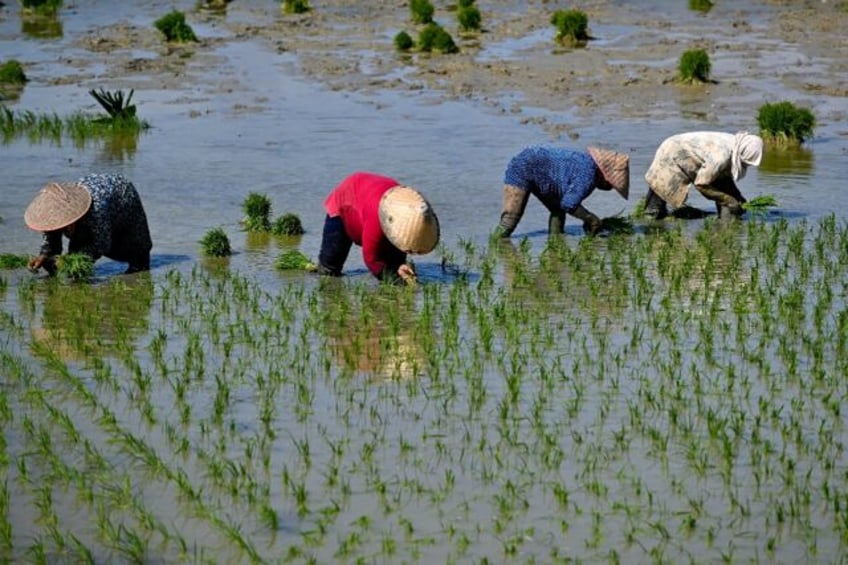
24, 182, 92, 232
587, 147, 630, 200
378, 186, 440, 254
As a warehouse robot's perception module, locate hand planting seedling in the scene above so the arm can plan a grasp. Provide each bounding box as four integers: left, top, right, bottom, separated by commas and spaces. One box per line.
275, 250, 317, 271
200, 227, 232, 257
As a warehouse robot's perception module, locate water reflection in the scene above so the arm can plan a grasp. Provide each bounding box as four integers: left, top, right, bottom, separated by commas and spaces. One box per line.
30, 273, 155, 362
318, 281, 425, 381
759, 144, 815, 177
21, 14, 63, 40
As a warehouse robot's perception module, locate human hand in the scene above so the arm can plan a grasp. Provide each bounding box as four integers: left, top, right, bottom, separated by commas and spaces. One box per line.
397, 264, 417, 284
28, 254, 47, 272
582, 214, 602, 235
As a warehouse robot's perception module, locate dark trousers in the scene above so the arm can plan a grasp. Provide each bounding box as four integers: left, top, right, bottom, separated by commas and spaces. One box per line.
318, 215, 352, 276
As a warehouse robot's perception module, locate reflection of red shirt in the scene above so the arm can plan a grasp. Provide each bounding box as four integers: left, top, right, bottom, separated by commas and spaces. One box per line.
323, 172, 406, 278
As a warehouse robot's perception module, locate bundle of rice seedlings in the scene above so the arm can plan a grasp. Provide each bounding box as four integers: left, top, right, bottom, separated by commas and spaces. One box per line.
57, 253, 94, 281
275, 250, 317, 271
200, 227, 232, 257
742, 195, 778, 214
271, 213, 305, 236
0, 253, 29, 269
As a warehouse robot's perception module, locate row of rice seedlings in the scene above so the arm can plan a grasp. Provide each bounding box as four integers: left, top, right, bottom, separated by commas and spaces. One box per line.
3, 216, 848, 561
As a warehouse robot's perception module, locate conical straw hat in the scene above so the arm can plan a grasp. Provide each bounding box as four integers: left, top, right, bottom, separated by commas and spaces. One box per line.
378, 186, 440, 254
24, 182, 92, 232
587, 147, 630, 199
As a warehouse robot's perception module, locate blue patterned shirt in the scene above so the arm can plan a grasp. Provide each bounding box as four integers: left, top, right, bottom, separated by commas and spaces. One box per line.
40, 173, 152, 264
504, 145, 599, 213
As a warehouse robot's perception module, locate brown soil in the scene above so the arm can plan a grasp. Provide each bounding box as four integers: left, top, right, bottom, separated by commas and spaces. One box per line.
63, 1, 848, 137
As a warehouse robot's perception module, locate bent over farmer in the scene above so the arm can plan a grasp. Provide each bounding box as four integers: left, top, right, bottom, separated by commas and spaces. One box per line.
643, 131, 764, 219
25, 173, 153, 275
495, 145, 630, 237
318, 171, 440, 285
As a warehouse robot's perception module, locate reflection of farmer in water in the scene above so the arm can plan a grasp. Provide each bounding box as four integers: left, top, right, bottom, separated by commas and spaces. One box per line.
33, 273, 155, 361
495, 145, 630, 237
318, 283, 426, 380
643, 132, 764, 220
24, 173, 152, 276
317, 172, 440, 285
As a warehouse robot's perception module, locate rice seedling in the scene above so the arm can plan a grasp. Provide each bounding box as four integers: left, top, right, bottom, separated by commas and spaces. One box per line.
410, 0, 435, 24
20, 0, 62, 15
457, 3, 482, 32
0, 60, 27, 85
418, 23, 458, 54
281, 0, 310, 14
153, 10, 198, 43
757, 100, 816, 145
56, 253, 94, 281
394, 31, 414, 52
599, 216, 635, 235
271, 213, 305, 236
199, 227, 232, 257
689, 0, 713, 13
742, 195, 779, 215
275, 250, 316, 271
0, 254, 29, 269
241, 192, 272, 232
550, 9, 589, 45
678, 48, 711, 83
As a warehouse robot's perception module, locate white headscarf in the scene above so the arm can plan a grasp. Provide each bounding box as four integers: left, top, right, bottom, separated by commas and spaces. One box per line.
731, 132, 764, 180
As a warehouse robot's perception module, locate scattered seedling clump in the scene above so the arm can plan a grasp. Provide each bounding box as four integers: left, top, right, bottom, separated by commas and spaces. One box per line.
281, 0, 310, 14
410, 0, 435, 24
599, 216, 635, 234
20, 0, 62, 15
154, 11, 198, 43
394, 31, 414, 51
88, 88, 147, 133
57, 253, 94, 281
678, 48, 711, 83
271, 213, 305, 236
0, 60, 27, 85
757, 100, 816, 145
275, 250, 316, 271
200, 228, 232, 257
418, 23, 458, 54
0, 254, 29, 269
689, 0, 714, 12
551, 9, 589, 45
242, 192, 273, 232
743, 195, 779, 215
457, 1, 482, 32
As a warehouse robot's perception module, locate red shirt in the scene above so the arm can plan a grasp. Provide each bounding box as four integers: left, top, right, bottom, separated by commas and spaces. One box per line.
324, 172, 406, 278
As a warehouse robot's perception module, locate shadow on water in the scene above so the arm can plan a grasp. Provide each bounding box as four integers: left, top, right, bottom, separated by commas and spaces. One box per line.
759, 145, 815, 177
20, 13, 63, 40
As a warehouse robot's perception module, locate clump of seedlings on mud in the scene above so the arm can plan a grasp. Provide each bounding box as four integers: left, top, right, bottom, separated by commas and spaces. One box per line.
200, 227, 232, 257
410, 0, 435, 24
241, 192, 304, 236
281, 0, 310, 14
689, 0, 714, 13
0, 60, 27, 86
154, 10, 198, 43
20, 0, 62, 16
678, 48, 711, 83
271, 213, 305, 236
418, 23, 458, 53
551, 9, 589, 45
456, 0, 482, 32
275, 249, 316, 271
757, 100, 816, 145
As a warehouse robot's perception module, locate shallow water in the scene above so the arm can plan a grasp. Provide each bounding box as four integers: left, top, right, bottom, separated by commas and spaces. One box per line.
2, 2, 848, 563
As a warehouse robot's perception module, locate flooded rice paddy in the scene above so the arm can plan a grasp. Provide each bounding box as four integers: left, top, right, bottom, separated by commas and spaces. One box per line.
2, 1, 848, 563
